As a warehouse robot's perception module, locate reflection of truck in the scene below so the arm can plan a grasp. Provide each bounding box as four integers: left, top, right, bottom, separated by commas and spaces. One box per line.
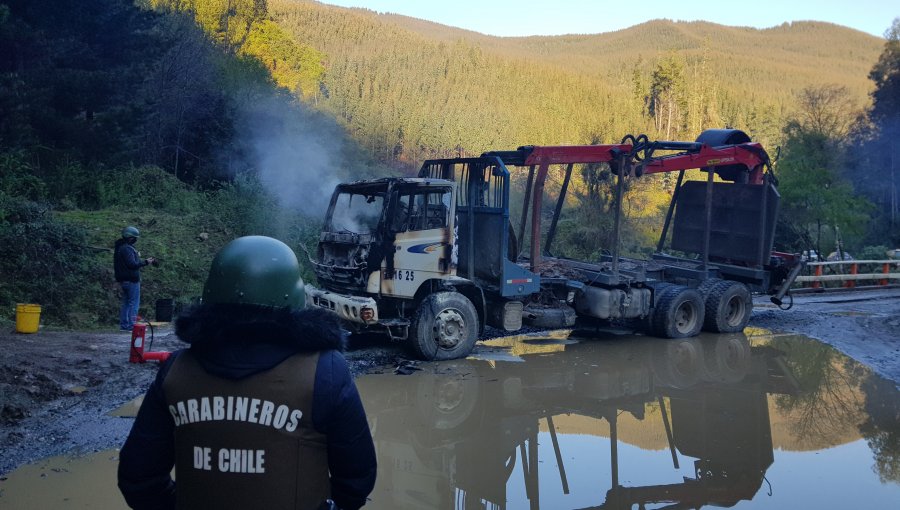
358, 333, 795, 509
304, 129, 803, 359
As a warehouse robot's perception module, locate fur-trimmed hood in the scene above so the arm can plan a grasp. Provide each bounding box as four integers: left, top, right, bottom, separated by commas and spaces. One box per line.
174, 304, 347, 379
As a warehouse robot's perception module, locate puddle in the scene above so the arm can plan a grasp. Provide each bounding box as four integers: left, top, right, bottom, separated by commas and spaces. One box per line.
831, 311, 878, 317
359, 332, 900, 509
108, 396, 143, 417
0, 450, 123, 509
3, 331, 899, 509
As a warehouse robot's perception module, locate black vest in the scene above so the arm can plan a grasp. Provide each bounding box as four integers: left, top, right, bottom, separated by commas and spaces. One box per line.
162, 350, 329, 509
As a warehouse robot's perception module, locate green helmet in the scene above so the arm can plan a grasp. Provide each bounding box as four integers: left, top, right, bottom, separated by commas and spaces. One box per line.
202, 236, 306, 309
122, 226, 140, 239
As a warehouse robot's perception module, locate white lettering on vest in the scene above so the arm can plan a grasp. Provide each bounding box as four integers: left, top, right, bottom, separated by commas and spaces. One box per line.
193, 446, 211, 470
200, 397, 213, 421
218, 448, 265, 474
177, 401, 189, 425
234, 397, 248, 421
168, 405, 180, 426
273, 405, 289, 429
187, 399, 200, 423
213, 396, 225, 420
169, 396, 303, 431
285, 409, 302, 432
258, 400, 275, 426
248, 398, 261, 424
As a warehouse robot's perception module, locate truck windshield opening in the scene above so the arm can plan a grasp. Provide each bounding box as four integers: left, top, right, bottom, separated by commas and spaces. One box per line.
328, 192, 384, 234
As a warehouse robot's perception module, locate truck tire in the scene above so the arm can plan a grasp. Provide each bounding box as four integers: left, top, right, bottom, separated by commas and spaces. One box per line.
651, 286, 704, 338
409, 292, 479, 360
702, 280, 752, 333
696, 277, 723, 297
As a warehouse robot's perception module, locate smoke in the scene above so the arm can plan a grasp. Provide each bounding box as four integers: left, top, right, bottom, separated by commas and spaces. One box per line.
231, 89, 346, 218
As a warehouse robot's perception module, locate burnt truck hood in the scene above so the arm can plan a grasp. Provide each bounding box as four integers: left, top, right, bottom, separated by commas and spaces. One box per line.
313, 230, 384, 293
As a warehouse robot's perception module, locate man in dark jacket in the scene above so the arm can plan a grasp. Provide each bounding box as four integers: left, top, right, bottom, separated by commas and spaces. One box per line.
114, 226, 155, 330
117, 235, 376, 510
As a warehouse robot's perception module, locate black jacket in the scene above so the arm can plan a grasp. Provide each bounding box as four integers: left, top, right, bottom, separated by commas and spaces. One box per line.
117, 306, 377, 510
114, 239, 147, 283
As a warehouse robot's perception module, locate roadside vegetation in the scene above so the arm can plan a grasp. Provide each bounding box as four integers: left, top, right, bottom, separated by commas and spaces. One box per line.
0, 0, 897, 328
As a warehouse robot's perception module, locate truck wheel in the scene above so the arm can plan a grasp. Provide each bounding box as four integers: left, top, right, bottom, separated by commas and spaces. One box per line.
651, 286, 704, 338
702, 280, 752, 333
696, 277, 723, 297
409, 292, 479, 360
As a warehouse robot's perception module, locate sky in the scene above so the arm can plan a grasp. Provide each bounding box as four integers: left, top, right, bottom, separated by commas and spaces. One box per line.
319, 0, 896, 38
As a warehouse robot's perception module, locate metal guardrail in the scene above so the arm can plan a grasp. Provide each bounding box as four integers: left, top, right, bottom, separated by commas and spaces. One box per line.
794, 260, 900, 289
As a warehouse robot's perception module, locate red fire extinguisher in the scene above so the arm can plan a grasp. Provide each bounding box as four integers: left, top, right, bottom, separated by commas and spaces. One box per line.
129, 322, 171, 363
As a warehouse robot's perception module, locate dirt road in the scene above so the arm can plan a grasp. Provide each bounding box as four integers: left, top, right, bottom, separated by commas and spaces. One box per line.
1, 287, 898, 476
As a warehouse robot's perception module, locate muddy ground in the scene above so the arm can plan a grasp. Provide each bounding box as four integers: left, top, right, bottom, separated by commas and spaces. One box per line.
1, 287, 899, 476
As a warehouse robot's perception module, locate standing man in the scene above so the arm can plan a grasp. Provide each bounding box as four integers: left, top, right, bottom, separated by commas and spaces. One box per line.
118, 236, 377, 510
114, 226, 155, 331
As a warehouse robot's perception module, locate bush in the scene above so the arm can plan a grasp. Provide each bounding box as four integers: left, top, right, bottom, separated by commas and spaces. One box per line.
0, 151, 46, 202
0, 194, 106, 327
859, 245, 893, 261
96, 165, 201, 213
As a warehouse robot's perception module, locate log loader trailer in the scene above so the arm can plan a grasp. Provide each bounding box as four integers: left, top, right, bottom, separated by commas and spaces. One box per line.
304, 129, 803, 360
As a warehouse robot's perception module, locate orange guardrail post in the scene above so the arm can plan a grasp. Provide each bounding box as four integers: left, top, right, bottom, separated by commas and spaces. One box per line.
812, 264, 822, 289
882, 263, 890, 286
844, 263, 857, 288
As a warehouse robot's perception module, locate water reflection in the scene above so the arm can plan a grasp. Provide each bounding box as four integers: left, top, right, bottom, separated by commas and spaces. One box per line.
358, 333, 900, 509
2, 332, 900, 509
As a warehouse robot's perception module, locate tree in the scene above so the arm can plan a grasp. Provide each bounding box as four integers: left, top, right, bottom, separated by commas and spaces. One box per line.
870, 18, 900, 130
777, 86, 872, 254
649, 52, 686, 139
140, 14, 225, 182
867, 18, 900, 237
795, 85, 859, 140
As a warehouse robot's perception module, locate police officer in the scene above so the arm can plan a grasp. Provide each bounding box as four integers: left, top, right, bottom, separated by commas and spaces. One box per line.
115, 226, 155, 331
118, 236, 376, 510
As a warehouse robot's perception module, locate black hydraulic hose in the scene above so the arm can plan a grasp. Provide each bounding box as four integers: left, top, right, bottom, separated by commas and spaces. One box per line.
143, 317, 156, 352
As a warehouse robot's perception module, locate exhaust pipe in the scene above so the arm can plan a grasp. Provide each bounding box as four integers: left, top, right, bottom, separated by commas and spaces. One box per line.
771, 260, 805, 307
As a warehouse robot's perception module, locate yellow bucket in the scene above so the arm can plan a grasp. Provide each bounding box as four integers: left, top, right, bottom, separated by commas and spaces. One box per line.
15, 303, 41, 334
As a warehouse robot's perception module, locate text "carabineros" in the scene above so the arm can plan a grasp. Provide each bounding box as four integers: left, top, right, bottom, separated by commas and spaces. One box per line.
168, 396, 302, 431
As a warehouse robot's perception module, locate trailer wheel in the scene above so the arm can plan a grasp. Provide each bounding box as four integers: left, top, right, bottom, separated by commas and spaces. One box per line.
409, 292, 479, 360
652, 286, 704, 338
703, 280, 752, 333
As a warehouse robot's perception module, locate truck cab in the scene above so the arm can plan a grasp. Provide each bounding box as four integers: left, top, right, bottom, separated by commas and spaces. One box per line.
306, 159, 544, 360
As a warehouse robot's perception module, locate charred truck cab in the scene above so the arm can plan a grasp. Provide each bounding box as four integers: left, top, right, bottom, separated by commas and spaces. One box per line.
305, 129, 802, 360
306, 160, 542, 360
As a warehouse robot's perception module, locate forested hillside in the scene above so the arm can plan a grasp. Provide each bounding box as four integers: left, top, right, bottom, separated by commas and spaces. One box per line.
0, 0, 897, 327
273, 1, 883, 161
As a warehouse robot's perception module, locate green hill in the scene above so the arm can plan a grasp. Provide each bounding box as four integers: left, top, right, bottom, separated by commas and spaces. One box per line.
271, 1, 884, 160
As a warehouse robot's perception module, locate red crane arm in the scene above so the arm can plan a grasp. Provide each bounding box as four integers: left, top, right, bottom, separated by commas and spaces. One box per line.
522, 144, 633, 166
641, 142, 770, 184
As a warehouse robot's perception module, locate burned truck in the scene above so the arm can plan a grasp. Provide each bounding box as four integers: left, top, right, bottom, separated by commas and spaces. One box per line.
304, 129, 802, 359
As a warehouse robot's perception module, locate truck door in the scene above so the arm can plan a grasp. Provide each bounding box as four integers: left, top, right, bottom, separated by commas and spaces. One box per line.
383, 186, 455, 298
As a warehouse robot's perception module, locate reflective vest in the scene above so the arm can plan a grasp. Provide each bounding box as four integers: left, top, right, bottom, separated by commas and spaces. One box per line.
162, 350, 329, 509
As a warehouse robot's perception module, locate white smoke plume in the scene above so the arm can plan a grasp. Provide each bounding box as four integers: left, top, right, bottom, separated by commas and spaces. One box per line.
233, 90, 346, 217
